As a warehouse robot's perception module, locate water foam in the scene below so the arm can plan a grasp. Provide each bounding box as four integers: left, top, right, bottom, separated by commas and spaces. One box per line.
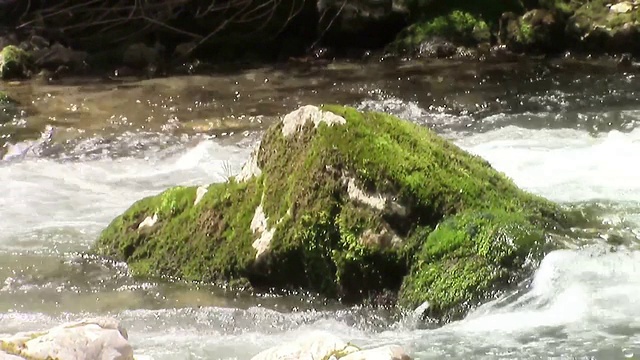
0, 139, 251, 250
456, 126, 640, 205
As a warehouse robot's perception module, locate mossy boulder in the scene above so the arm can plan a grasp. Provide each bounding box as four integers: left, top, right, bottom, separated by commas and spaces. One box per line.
501, 9, 567, 53
0, 45, 32, 80
390, 10, 491, 55
566, 0, 640, 54
93, 104, 582, 323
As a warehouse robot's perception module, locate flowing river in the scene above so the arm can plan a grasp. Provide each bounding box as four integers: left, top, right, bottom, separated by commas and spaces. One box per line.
1, 58, 640, 359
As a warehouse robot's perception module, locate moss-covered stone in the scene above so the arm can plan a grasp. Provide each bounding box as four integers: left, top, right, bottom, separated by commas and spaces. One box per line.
0, 45, 32, 80
502, 9, 567, 53
399, 209, 549, 322
567, 0, 640, 54
93, 104, 585, 323
390, 10, 491, 53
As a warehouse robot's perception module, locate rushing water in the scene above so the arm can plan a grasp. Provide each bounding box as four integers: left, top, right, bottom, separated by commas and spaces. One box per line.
2, 58, 640, 359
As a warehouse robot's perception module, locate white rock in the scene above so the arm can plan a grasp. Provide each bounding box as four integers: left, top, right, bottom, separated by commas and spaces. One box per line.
137, 214, 158, 229
133, 355, 154, 360
344, 177, 407, 216
0, 317, 134, 360
340, 345, 412, 360
281, 105, 346, 137
250, 203, 275, 259
610, 1, 633, 13
237, 143, 262, 182
194, 185, 208, 206
251, 331, 359, 360
0, 351, 24, 360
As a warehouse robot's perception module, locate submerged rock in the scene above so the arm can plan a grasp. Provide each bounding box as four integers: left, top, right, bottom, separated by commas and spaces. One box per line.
32, 42, 88, 71
93, 104, 584, 323
250, 332, 410, 360
0, 317, 134, 360
0, 45, 32, 80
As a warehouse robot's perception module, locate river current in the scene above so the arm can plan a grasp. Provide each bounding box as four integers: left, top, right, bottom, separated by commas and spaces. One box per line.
1, 59, 640, 359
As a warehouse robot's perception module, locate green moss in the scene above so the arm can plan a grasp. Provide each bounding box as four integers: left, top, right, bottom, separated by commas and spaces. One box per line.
322, 344, 361, 360
94, 104, 585, 321
94, 180, 264, 282
541, 0, 576, 14
399, 209, 548, 322
0, 45, 32, 80
518, 21, 535, 44
391, 10, 491, 51
571, 0, 639, 32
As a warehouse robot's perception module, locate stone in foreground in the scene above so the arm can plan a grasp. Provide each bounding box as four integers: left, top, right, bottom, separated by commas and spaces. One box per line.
250, 332, 410, 360
94, 104, 582, 323
0, 317, 133, 360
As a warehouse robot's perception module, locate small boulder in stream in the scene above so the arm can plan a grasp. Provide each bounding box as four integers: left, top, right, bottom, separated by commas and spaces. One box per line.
250, 331, 411, 360
0, 317, 134, 360
93, 104, 586, 323
0, 45, 32, 80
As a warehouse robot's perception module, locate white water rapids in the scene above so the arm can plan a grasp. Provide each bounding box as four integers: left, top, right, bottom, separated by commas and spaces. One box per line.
2, 66, 640, 359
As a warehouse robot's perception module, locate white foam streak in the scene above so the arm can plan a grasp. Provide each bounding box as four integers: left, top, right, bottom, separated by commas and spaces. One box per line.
456, 126, 640, 204
0, 140, 251, 249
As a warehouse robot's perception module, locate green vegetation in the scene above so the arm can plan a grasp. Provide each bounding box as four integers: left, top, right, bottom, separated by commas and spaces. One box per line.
94, 105, 584, 321
0, 45, 31, 80
399, 209, 548, 321
391, 10, 491, 52
571, 0, 640, 31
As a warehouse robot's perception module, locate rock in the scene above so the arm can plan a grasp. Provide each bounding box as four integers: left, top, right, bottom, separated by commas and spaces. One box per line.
250, 334, 411, 360
173, 41, 197, 60
341, 345, 412, 360
29, 35, 50, 51
0, 351, 24, 360
0, 45, 32, 80
567, 0, 640, 55
502, 9, 566, 53
93, 104, 586, 323
32, 42, 88, 71
250, 331, 359, 360
609, 1, 634, 13
418, 37, 458, 58
122, 42, 163, 69
0, 34, 18, 51
0, 317, 134, 360
390, 10, 490, 55
237, 144, 262, 182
